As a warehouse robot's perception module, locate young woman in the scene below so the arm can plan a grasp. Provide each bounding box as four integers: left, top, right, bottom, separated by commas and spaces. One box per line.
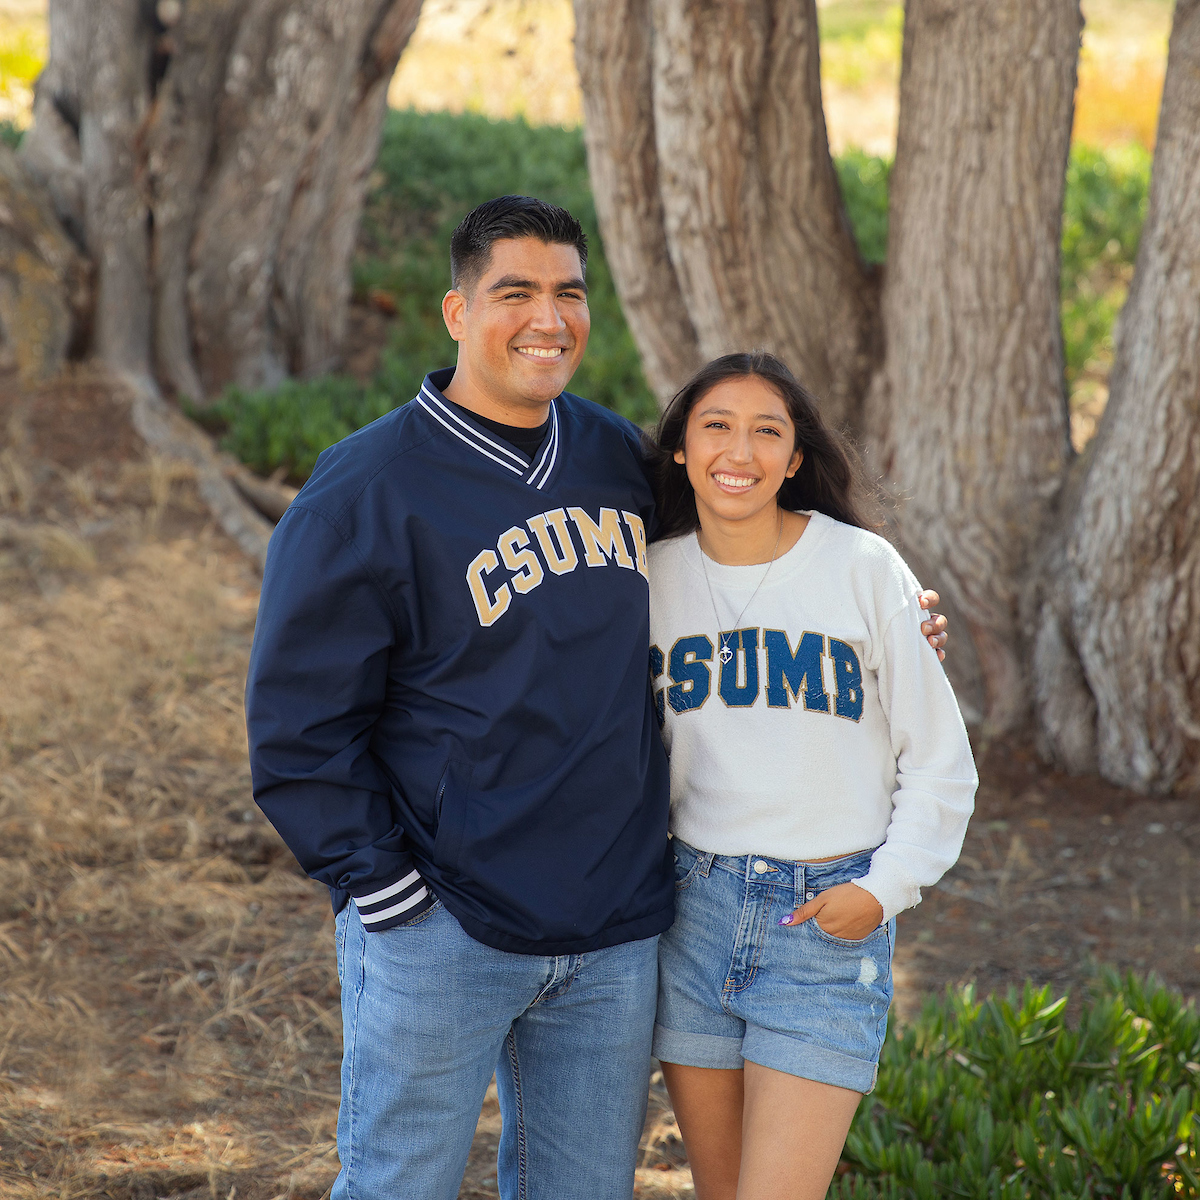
646, 352, 977, 1200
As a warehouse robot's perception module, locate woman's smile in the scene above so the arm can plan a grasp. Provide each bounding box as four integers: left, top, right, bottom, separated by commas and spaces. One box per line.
711, 471, 760, 492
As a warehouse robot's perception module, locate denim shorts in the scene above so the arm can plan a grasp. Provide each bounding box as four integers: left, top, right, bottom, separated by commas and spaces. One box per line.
652, 838, 895, 1094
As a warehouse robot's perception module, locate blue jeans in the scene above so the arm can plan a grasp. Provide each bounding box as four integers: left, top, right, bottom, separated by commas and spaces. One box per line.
332, 899, 659, 1200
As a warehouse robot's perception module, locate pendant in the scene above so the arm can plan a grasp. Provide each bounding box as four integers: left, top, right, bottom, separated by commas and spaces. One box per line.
719, 645, 734, 664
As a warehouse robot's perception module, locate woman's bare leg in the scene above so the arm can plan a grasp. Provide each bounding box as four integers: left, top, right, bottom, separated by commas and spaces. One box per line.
736, 1061, 862, 1200
660, 1061, 744, 1200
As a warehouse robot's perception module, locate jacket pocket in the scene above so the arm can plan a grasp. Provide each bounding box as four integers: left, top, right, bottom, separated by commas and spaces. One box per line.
432, 759, 473, 871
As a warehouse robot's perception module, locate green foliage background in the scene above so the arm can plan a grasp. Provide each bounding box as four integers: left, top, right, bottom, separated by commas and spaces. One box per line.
1060, 144, 1151, 392
209, 111, 1150, 482
834, 970, 1198, 1199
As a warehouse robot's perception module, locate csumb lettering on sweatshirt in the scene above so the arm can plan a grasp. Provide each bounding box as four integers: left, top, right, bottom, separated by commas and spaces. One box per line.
466, 506, 650, 627
650, 628, 864, 723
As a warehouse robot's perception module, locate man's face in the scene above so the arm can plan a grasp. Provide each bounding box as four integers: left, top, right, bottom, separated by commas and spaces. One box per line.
442, 237, 590, 415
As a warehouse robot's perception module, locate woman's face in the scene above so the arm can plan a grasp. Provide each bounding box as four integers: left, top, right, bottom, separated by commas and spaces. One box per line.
673, 375, 802, 527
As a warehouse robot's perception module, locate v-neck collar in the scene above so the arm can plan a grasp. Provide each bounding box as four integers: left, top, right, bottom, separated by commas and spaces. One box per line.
416, 370, 561, 491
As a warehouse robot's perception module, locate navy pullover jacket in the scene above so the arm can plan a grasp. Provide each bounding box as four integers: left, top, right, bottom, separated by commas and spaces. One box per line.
245, 370, 675, 955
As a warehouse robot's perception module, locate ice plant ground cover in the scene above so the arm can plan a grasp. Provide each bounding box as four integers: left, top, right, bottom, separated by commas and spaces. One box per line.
834, 971, 1199, 1200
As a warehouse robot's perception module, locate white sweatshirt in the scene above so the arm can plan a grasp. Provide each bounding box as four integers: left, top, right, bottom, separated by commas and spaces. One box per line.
648, 512, 977, 922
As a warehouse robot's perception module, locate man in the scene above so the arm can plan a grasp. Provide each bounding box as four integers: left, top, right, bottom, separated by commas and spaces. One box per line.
246, 195, 948, 1200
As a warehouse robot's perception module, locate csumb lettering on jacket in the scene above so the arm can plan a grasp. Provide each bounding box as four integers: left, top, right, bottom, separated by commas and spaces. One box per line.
650, 629, 864, 723
466, 506, 650, 626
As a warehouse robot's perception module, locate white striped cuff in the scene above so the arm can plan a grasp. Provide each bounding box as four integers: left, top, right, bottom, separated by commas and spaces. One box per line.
352, 869, 434, 931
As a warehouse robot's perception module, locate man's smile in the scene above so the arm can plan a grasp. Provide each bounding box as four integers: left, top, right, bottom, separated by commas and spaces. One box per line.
515, 346, 567, 360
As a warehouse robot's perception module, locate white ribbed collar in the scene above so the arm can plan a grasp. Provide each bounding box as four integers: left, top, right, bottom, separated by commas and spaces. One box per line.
415, 373, 561, 491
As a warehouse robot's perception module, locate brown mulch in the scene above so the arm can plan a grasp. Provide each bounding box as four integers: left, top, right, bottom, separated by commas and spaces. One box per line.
0, 367, 1195, 1200
895, 742, 1199, 1017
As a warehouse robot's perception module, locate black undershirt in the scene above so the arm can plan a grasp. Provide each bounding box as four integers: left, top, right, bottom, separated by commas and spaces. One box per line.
449, 401, 550, 459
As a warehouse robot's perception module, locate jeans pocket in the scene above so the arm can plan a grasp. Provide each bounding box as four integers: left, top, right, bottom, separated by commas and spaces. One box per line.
335, 904, 349, 985
673, 848, 706, 893
392, 898, 443, 930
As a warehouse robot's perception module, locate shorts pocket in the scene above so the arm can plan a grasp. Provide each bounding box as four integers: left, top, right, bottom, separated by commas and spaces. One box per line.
807, 848, 877, 891
804, 848, 883, 944
808, 917, 889, 949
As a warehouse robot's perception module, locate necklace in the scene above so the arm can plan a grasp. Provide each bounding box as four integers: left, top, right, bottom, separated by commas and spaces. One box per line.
698, 510, 784, 665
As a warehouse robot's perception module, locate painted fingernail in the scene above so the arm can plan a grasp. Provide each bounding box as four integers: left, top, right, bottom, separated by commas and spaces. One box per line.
779, 914, 794, 926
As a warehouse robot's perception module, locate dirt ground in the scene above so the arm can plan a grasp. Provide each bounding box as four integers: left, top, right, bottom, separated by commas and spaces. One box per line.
0, 368, 1196, 1200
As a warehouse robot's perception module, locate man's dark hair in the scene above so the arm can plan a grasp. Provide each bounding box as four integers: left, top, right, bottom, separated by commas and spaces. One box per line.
450, 195, 588, 294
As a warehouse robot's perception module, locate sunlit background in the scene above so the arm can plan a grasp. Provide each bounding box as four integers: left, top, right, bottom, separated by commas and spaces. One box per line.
384, 0, 1167, 156
0, 0, 1171, 455
0, 9, 1186, 1197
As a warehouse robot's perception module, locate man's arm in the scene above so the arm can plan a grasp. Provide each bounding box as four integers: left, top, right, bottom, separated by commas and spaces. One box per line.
245, 505, 434, 931
918, 589, 949, 660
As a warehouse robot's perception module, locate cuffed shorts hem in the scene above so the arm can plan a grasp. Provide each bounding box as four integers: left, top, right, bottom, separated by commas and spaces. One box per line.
653, 1021, 878, 1094
652, 1023, 744, 1070
741, 1028, 878, 1095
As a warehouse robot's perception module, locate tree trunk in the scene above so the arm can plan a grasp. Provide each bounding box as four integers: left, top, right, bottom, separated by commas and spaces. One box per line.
865, 0, 1081, 729
572, 0, 702, 405
1033, 0, 1200, 793
648, 0, 878, 430
145, 0, 244, 405
0, 146, 90, 381
181, 0, 422, 395
20, 0, 423, 401
21, 0, 155, 380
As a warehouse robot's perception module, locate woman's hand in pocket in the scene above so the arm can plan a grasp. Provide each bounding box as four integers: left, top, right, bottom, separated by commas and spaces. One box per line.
779, 882, 883, 940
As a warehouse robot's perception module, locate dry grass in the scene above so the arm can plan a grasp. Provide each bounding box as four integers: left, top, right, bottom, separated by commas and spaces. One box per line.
0, 374, 343, 1200
388, 0, 581, 128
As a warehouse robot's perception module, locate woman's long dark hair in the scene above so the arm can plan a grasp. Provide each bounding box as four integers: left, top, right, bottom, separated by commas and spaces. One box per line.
646, 351, 883, 541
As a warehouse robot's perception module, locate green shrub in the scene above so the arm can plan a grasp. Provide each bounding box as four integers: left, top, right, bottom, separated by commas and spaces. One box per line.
1060, 143, 1151, 392
833, 969, 1199, 1199
210, 118, 1149, 482
836, 149, 891, 265
198, 377, 396, 481
0, 119, 23, 150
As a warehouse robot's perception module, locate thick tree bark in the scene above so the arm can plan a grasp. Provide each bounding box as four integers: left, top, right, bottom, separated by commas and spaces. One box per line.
184, 0, 422, 394
0, 146, 90, 380
649, 0, 878, 430
572, 0, 702, 405
145, 0, 244, 405
21, 0, 155, 379
1034, 0, 1200, 793
21, 0, 423, 401
865, 0, 1081, 729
